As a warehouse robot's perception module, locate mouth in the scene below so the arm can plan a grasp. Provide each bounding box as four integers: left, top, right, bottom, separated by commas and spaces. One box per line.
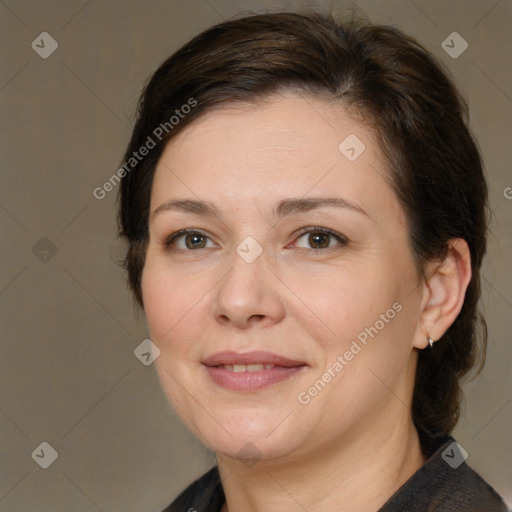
202, 351, 308, 391
215, 363, 276, 372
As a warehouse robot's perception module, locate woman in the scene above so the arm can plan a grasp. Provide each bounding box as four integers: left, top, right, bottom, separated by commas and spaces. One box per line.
117, 10, 509, 512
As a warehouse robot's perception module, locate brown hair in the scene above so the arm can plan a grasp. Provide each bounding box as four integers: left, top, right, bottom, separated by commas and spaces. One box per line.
117, 10, 488, 453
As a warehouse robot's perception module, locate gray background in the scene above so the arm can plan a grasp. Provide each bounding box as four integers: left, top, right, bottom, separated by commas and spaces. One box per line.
1, 0, 511, 510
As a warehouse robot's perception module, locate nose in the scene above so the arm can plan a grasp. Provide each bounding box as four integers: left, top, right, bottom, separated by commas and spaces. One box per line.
211, 246, 285, 330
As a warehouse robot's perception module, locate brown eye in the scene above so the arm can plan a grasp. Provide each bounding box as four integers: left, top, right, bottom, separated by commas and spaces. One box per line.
308, 232, 330, 249
293, 228, 348, 251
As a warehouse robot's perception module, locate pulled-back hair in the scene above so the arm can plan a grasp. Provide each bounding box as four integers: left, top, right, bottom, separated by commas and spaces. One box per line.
117, 10, 488, 453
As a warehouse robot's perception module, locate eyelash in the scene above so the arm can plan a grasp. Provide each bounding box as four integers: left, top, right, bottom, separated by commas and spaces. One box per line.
163, 227, 348, 253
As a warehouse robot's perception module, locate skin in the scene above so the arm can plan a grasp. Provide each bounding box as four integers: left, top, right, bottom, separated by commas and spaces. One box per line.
141, 91, 471, 512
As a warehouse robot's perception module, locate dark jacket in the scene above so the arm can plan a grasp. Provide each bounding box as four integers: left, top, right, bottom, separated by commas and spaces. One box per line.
163, 434, 510, 511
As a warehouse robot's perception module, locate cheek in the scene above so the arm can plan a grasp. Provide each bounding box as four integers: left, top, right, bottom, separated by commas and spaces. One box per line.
288, 259, 418, 406
141, 261, 204, 409
141, 259, 201, 350
287, 262, 399, 346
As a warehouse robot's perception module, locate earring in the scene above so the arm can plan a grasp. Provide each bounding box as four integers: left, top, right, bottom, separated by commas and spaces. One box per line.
428, 337, 435, 348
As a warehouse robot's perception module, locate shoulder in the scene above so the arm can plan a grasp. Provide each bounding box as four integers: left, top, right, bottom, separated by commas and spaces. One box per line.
161, 437, 510, 512
380, 435, 510, 511
161, 466, 224, 512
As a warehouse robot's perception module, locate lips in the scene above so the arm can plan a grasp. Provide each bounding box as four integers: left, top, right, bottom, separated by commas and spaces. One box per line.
216, 363, 275, 372
202, 351, 308, 391
202, 350, 306, 368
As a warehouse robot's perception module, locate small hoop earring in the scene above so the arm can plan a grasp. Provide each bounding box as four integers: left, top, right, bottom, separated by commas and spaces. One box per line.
428, 337, 435, 348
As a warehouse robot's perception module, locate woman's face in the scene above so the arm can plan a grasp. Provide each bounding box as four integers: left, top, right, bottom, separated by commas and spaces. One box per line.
142, 92, 426, 463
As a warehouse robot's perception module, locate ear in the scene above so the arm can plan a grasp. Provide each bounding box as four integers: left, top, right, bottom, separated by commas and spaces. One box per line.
413, 239, 472, 349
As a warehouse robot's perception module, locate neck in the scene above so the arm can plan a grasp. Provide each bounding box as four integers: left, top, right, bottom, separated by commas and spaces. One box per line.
217, 405, 425, 512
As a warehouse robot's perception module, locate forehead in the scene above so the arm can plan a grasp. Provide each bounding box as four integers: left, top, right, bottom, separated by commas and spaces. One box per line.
150, 92, 402, 224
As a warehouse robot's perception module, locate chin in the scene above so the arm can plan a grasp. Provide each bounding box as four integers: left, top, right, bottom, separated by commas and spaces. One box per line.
208, 432, 301, 465
191, 408, 304, 462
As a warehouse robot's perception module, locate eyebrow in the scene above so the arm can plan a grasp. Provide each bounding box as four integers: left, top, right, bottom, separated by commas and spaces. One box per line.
151, 197, 371, 221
